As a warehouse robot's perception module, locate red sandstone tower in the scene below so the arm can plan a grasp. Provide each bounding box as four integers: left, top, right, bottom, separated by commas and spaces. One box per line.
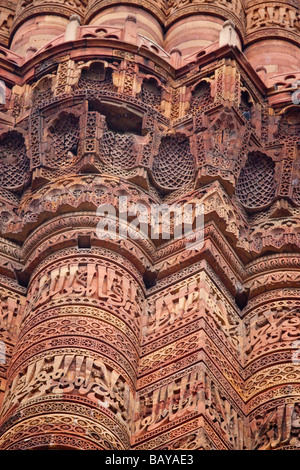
0, 0, 299, 450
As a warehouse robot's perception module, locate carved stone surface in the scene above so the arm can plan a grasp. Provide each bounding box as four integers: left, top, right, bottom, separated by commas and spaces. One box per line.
0, 0, 299, 452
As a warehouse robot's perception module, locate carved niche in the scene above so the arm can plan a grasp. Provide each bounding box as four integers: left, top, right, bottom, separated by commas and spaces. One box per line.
151, 135, 196, 192
235, 151, 276, 210
43, 112, 80, 169
77, 61, 117, 93
0, 131, 30, 192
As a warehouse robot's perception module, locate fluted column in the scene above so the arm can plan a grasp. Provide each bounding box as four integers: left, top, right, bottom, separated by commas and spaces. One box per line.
0, 246, 145, 450
10, 0, 87, 55
244, 0, 300, 78
85, 0, 164, 46
243, 254, 300, 450
164, 0, 245, 56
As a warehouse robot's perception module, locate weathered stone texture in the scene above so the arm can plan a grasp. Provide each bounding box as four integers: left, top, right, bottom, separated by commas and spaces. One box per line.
0, 0, 299, 450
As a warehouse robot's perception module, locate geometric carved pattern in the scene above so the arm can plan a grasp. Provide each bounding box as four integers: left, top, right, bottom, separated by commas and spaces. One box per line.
0, 0, 299, 452
236, 152, 276, 209
32, 76, 53, 108
78, 62, 115, 92
190, 81, 212, 115
100, 124, 137, 168
152, 137, 195, 191
0, 131, 30, 192
47, 113, 80, 168
141, 79, 161, 111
